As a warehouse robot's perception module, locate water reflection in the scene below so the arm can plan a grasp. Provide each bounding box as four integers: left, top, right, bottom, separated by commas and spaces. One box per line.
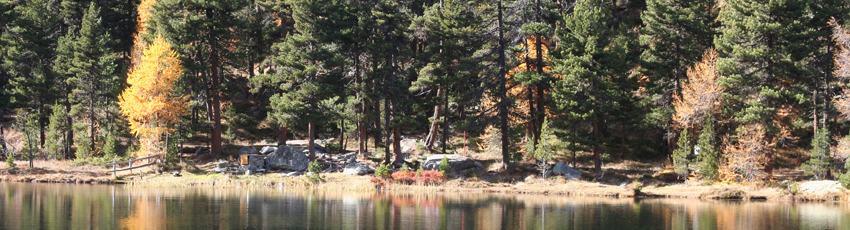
1, 182, 848, 229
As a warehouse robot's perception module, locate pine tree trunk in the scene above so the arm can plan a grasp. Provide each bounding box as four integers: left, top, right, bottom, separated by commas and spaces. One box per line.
65, 97, 73, 159
374, 100, 382, 151
593, 120, 602, 174
425, 87, 443, 150
442, 86, 449, 154
209, 40, 223, 157
384, 97, 392, 165
308, 122, 315, 160
393, 127, 401, 161
339, 118, 345, 154
89, 80, 96, 155
497, 0, 510, 170
277, 125, 286, 146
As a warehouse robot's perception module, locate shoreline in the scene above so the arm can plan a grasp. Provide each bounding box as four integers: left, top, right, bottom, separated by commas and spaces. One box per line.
2, 160, 848, 202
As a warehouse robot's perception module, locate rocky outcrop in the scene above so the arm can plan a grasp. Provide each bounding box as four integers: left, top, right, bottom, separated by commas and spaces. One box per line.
259, 146, 278, 154
550, 162, 582, 180
266, 145, 309, 171
421, 154, 481, 172
238, 147, 259, 155
343, 162, 372, 175
800, 180, 843, 194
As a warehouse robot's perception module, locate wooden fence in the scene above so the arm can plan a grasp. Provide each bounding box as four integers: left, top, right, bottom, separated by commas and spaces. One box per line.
106, 154, 162, 176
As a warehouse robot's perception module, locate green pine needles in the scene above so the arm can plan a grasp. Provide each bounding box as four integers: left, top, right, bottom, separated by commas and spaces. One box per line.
672, 128, 691, 177
696, 115, 719, 180
802, 128, 831, 179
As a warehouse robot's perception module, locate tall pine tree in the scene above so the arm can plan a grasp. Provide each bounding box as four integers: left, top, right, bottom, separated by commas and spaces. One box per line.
715, 0, 817, 175
550, 0, 631, 174
640, 0, 717, 157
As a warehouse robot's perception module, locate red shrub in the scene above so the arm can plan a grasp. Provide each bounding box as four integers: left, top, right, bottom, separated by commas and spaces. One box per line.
388, 170, 446, 185
391, 171, 416, 184
415, 170, 446, 185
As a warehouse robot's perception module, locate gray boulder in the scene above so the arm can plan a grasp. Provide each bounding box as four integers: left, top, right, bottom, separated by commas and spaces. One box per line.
800, 180, 844, 194
343, 162, 371, 175
421, 154, 482, 172
338, 152, 358, 163
238, 146, 259, 155
247, 155, 265, 168
551, 162, 582, 180
259, 146, 278, 154
267, 145, 310, 171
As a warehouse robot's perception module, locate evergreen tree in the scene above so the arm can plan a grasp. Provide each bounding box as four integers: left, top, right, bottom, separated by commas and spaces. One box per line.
149, 0, 249, 157
672, 128, 691, 177
17, 109, 39, 168
52, 26, 77, 160
696, 114, 719, 180
45, 102, 69, 160
366, 0, 411, 164
640, 0, 717, 157
1, 0, 63, 146
533, 117, 555, 179
802, 128, 831, 179
550, 0, 631, 174
260, 0, 348, 160
715, 0, 818, 175
66, 2, 121, 157
411, 0, 484, 153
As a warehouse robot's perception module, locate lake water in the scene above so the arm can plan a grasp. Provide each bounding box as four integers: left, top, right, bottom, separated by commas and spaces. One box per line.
0, 182, 848, 229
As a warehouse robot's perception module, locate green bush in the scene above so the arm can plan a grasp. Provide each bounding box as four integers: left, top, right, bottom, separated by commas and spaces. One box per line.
6, 152, 15, 170
306, 160, 325, 183
439, 157, 451, 175
633, 182, 643, 194
400, 163, 410, 172
840, 174, 850, 189
788, 182, 799, 195
325, 143, 342, 154
375, 163, 392, 178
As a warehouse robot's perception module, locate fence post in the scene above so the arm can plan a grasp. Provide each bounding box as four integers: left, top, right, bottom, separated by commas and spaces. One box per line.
112, 161, 116, 177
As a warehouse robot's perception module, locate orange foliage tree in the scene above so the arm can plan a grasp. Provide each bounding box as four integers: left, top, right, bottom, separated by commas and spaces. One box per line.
832, 19, 850, 119
673, 48, 722, 128
721, 123, 770, 182
130, 0, 156, 67
119, 36, 188, 157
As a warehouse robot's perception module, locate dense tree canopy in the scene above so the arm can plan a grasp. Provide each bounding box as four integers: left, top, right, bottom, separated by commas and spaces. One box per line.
3, 0, 850, 182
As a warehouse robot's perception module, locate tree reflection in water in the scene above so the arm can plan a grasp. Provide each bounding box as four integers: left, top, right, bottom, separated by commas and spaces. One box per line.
0, 182, 848, 229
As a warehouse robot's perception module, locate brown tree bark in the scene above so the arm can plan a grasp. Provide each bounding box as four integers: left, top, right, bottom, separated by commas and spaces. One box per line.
209, 39, 223, 157
497, 0, 511, 170
424, 87, 443, 150
308, 122, 315, 160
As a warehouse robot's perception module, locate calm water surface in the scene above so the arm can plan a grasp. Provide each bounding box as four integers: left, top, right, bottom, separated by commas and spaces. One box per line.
1, 182, 849, 229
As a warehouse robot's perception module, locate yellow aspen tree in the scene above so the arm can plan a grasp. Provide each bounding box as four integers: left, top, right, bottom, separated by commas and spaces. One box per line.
673, 48, 722, 128
119, 36, 188, 157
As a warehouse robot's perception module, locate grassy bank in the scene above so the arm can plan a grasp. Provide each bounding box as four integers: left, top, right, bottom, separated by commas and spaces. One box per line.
3, 159, 849, 202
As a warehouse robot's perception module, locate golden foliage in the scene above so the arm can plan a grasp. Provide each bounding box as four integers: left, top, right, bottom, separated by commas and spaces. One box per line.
673, 48, 722, 128
130, 0, 156, 67
119, 36, 188, 157
482, 36, 559, 125
722, 123, 771, 182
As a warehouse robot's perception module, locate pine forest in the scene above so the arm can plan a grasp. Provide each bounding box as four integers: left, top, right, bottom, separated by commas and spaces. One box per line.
3, 0, 850, 185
